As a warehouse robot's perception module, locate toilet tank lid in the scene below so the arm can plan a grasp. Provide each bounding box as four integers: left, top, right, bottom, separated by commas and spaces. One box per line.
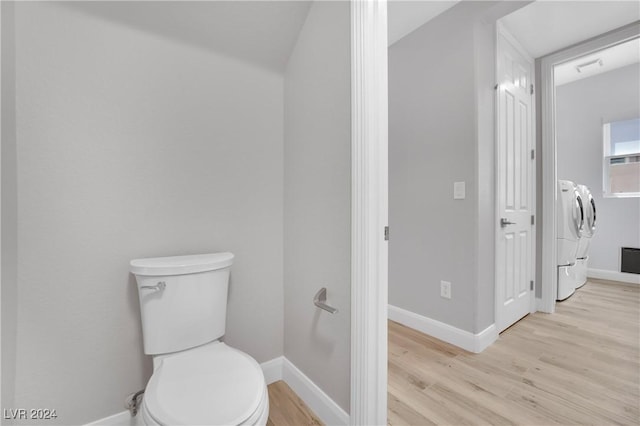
130, 252, 234, 276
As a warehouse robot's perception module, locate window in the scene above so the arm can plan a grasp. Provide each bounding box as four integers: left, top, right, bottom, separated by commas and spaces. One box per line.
603, 117, 640, 197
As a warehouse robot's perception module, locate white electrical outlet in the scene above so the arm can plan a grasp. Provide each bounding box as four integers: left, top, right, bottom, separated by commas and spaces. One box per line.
453, 181, 466, 199
440, 281, 451, 299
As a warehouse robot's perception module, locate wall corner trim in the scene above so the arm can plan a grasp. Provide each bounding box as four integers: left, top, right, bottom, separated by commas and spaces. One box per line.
350, 0, 389, 424
83, 357, 348, 426
587, 268, 640, 285
474, 323, 499, 353
261, 355, 285, 385
388, 305, 498, 353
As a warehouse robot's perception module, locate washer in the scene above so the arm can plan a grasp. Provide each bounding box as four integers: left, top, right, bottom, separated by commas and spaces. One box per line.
557, 180, 584, 300
573, 184, 596, 289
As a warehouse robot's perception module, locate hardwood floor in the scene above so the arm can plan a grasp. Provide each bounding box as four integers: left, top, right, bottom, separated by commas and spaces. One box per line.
267, 280, 639, 425
388, 279, 640, 425
267, 380, 323, 426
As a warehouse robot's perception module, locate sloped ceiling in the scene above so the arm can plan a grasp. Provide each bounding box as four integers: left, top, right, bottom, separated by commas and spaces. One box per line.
64, 1, 312, 73
59, 1, 640, 75
388, 0, 459, 46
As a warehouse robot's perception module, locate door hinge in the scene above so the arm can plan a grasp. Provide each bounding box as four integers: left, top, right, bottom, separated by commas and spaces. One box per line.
384, 226, 389, 241
530, 280, 534, 291
494, 83, 499, 91
530, 84, 534, 95
531, 149, 535, 160
531, 215, 535, 225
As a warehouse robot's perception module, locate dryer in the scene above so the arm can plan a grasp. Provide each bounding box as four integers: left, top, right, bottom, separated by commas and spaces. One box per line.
557, 180, 584, 300
573, 184, 596, 289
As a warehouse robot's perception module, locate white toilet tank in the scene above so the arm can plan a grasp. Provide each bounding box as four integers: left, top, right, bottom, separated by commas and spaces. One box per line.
130, 253, 234, 355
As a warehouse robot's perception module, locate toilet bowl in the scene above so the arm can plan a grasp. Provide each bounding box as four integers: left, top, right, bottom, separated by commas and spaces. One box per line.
130, 253, 268, 426
138, 342, 269, 426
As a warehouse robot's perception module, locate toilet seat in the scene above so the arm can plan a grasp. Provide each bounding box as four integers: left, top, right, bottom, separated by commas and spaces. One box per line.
144, 341, 266, 425
140, 386, 269, 426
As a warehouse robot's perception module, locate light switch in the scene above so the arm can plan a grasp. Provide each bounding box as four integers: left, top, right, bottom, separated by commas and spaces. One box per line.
454, 181, 465, 199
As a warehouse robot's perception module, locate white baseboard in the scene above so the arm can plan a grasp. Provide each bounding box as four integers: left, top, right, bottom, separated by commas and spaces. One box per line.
474, 323, 498, 353
260, 355, 284, 385
86, 356, 348, 426
260, 356, 348, 425
588, 268, 640, 285
85, 411, 134, 426
282, 358, 350, 426
388, 304, 498, 353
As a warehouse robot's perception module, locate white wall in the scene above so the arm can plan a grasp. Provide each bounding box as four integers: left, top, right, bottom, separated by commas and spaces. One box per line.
556, 63, 640, 272
283, 1, 351, 412
10, 3, 284, 424
1, 0, 18, 415
389, 2, 499, 334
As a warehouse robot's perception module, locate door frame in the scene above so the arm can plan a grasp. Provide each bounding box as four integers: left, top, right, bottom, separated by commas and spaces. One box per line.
494, 22, 537, 331
350, 1, 388, 425
539, 23, 640, 313
0, 2, 3, 414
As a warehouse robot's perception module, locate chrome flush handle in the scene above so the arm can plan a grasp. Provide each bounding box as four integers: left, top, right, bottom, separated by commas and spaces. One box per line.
141, 281, 166, 292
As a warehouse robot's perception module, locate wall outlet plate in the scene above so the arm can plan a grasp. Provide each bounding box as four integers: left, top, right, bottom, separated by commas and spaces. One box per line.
440, 280, 451, 299
454, 181, 465, 199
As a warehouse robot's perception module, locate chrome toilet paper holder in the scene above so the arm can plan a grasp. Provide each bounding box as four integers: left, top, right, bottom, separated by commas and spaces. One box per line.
314, 287, 338, 314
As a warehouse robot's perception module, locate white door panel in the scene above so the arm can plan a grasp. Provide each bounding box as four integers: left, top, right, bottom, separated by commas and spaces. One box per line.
496, 26, 535, 333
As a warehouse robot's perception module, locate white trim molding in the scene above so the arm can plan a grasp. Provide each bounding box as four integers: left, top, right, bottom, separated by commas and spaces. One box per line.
0, 3, 3, 415
388, 305, 499, 353
282, 358, 350, 426
588, 269, 640, 285
540, 22, 640, 315
84, 357, 348, 426
351, 1, 389, 425
260, 356, 284, 385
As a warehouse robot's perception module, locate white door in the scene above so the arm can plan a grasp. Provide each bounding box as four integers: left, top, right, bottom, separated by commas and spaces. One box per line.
496, 26, 535, 333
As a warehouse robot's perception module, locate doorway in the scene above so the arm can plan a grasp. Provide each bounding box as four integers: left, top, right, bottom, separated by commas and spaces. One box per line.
539, 23, 640, 313
495, 23, 536, 332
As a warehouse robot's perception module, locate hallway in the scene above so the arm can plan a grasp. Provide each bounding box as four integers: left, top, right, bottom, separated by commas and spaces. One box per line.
388, 279, 640, 425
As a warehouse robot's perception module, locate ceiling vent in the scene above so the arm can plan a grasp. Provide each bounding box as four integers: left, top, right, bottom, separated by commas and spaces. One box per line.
575, 58, 603, 73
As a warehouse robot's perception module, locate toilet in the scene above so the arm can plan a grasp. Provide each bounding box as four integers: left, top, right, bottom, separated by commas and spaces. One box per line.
130, 252, 269, 426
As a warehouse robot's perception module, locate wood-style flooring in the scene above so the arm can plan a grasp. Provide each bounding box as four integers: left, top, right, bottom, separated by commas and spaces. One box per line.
388, 279, 640, 425
267, 280, 639, 425
267, 380, 323, 426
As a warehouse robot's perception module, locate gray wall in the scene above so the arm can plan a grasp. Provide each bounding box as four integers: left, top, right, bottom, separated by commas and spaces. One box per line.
1, 0, 18, 415
535, 58, 544, 298
389, 2, 499, 334
473, 16, 498, 332
10, 3, 284, 424
556, 63, 640, 271
283, 1, 351, 412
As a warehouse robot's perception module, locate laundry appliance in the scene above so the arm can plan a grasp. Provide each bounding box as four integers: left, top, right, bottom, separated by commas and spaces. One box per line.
557, 180, 584, 300
572, 184, 596, 289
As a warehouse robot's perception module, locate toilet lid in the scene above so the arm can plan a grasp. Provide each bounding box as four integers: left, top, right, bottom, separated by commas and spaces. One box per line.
145, 342, 265, 425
